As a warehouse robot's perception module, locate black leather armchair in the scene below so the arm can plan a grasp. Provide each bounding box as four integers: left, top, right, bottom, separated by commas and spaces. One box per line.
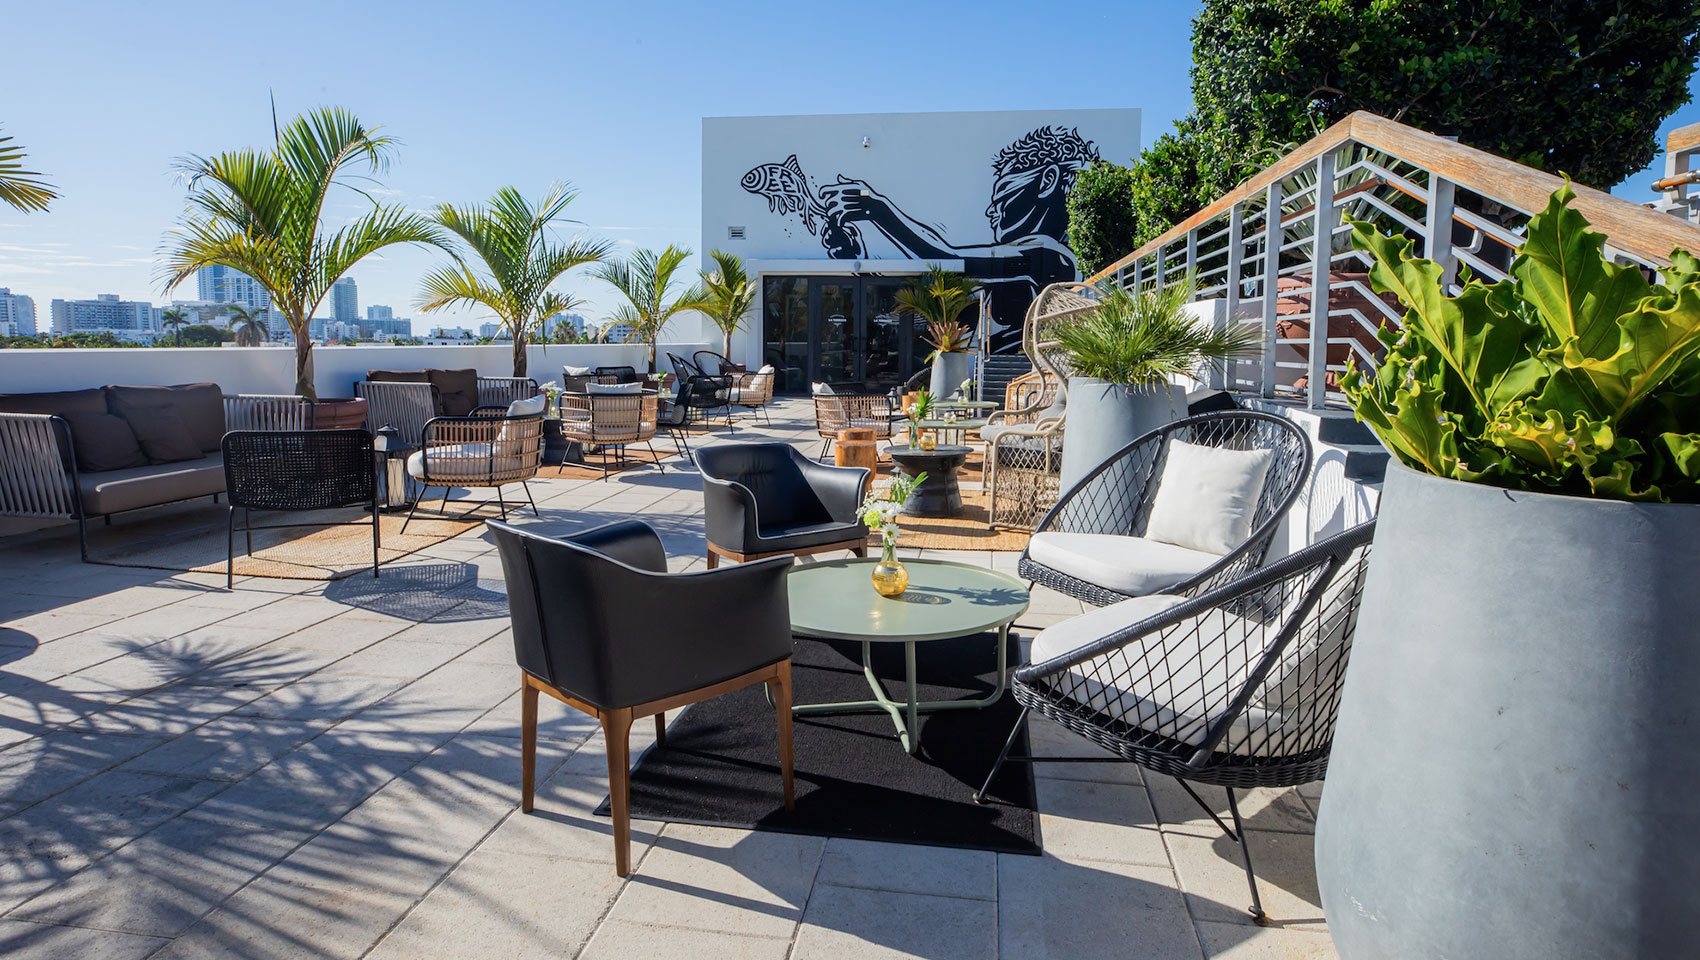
696, 442, 869, 568
488, 519, 797, 877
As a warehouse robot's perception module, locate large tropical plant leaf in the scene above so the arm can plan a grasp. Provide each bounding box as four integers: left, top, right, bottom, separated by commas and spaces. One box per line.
1513, 183, 1656, 361
0, 132, 59, 213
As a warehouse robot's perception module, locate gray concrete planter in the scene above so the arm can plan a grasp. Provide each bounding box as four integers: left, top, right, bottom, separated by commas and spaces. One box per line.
929, 352, 976, 399
1315, 463, 1700, 960
1058, 377, 1184, 496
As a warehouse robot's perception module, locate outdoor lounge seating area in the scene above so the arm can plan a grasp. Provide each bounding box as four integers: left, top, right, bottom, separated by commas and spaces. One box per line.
0, 395, 1360, 959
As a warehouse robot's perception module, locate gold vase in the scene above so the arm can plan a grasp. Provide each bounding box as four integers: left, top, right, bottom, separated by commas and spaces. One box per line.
918, 430, 937, 451
871, 538, 908, 597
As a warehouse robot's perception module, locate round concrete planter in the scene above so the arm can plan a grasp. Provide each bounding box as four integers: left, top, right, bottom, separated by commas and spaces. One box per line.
1058, 377, 1184, 495
929, 352, 976, 399
1315, 463, 1700, 960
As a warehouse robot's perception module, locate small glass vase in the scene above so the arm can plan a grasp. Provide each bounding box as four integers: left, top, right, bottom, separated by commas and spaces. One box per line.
918, 430, 937, 451
871, 537, 908, 598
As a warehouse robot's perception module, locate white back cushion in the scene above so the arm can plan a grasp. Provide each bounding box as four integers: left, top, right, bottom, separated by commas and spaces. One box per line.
587, 382, 644, 395
1142, 439, 1272, 556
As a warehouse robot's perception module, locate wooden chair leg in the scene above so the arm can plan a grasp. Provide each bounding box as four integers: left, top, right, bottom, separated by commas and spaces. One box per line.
705, 550, 719, 569
520, 674, 538, 813
654, 711, 667, 748
772, 660, 796, 811
852, 543, 867, 558
602, 707, 635, 877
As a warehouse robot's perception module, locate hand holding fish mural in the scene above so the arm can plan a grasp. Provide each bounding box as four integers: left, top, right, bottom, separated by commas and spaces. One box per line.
739, 154, 864, 257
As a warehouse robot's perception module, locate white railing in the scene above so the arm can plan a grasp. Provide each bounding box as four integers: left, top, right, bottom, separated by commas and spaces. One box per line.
1091, 111, 1700, 408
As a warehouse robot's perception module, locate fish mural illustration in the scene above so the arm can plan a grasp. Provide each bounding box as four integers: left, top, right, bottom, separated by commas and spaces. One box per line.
740, 155, 864, 257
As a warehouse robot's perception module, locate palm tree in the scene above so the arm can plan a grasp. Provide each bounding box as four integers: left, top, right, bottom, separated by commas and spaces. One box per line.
160, 307, 188, 346
226, 303, 269, 347
160, 107, 444, 400
416, 183, 610, 378
0, 128, 58, 213
701, 249, 757, 360
897, 265, 981, 360
591, 246, 710, 373
547, 296, 588, 344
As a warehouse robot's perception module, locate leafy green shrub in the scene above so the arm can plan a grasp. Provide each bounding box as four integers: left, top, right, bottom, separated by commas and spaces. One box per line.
1341, 186, 1700, 502
1065, 161, 1140, 276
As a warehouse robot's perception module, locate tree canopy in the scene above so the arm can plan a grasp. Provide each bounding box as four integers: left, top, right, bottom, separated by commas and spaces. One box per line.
1068, 0, 1700, 275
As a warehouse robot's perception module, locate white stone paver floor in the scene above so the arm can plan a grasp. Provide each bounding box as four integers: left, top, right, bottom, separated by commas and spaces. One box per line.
0, 398, 1336, 959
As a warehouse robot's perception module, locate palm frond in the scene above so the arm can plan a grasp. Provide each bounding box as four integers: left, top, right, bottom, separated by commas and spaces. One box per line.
1057, 274, 1261, 383
0, 132, 60, 213
701, 249, 758, 336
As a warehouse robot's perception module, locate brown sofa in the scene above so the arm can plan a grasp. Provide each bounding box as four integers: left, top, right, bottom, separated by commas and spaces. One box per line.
0, 383, 268, 559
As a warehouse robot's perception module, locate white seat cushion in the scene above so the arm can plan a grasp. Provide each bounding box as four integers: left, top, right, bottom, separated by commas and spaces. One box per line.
406, 443, 526, 482
1028, 531, 1222, 596
505, 395, 546, 417
1143, 439, 1273, 555
1029, 594, 1289, 756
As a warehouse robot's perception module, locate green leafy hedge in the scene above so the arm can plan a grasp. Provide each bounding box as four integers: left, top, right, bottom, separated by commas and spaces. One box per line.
1341, 186, 1700, 502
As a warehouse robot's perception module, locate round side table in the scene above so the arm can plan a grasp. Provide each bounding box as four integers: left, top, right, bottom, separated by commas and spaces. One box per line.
888, 444, 972, 518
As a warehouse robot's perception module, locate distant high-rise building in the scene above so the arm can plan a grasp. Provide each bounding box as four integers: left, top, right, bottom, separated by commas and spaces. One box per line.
367, 304, 393, 323
601, 321, 638, 344
50, 294, 158, 342
332, 277, 358, 323
195, 266, 270, 311
543, 311, 586, 338
0, 288, 37, 337
478, 322, 505, 340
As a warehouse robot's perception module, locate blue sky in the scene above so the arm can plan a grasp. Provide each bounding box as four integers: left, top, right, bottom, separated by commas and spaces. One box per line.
3, 0, 1695, 328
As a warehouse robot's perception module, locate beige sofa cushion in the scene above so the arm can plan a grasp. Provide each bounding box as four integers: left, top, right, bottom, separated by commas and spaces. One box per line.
76, 453, 225, 516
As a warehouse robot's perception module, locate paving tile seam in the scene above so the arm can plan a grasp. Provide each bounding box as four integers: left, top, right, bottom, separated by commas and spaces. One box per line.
812, 877, 999, 903
778, 823, 829, 960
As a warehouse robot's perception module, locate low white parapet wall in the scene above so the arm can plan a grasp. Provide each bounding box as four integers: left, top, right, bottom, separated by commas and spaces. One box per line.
0, 341, 712, 397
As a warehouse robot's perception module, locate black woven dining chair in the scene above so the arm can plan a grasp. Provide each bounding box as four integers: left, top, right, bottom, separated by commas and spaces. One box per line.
1019, 410, 1311, 607
979, 520, 1376, 924
221, 429, 380, 589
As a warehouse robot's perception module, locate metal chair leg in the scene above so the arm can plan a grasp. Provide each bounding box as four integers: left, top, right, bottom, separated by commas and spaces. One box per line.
371, 500, 381, 579
498, 484, 509, 520
646, 440, 662, 470
974, 705, 1030, 804
244, 507, 253, 556
226, 506, 236, 589
521, 480, 539, 518
401, 487, 427, 535
1225, 787, 1269, 925
78, 516, 89, 563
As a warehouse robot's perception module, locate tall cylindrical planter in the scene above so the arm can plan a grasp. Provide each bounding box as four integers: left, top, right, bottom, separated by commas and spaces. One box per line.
1058, 377, 1185, 496
1315, 463, 1700, 960
930, 352, 976, 399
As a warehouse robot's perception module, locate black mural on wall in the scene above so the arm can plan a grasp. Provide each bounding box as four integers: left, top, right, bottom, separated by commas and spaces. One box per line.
740, 126, 1101, 354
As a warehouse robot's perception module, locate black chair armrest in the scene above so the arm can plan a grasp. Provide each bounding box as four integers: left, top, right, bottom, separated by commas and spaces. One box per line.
701, 475, 760, 552
566, 520, 666, 573
795, 457, 870, 523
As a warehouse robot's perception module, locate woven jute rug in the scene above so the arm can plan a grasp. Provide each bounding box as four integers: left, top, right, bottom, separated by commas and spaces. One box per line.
87, 507, 487, 580
552, 445, 679, 481
864, 496, 1031, 552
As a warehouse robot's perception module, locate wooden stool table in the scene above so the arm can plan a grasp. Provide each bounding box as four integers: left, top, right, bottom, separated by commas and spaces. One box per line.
835, 427, 879, 495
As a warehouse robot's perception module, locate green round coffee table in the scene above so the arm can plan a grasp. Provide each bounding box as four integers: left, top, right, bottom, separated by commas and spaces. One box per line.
786, 558, 1030, 755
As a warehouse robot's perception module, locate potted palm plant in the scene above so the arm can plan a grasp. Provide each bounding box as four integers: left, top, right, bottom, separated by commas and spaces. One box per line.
702, 249, 757, 362
1054, 273, 1259, 493
417, 182, 610, 379
161, 106, 444, 409
1315, 186, 1700, 960
592, 245, 710, 374
897, 266, 980, 398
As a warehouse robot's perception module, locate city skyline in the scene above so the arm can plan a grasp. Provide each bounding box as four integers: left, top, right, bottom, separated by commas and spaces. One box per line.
4, 0, 1698, 325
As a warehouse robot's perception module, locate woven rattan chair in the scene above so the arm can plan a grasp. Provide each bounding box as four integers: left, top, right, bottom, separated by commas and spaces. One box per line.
354, 380, 437, 441
728, 366, 776, 426
402, 409, 544, 530
982, 282, 1094, 530
476, 376, 540, 409
557, 390, 662, 480
1020, 411, 1311, 607
978, 521, 1375, 923
594, 365, 641, 385
221, 429, 380, 589
811, 391, 898, 460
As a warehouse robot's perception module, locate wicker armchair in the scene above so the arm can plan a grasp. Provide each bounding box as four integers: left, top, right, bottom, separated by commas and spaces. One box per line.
402, 409, 545, 530
981, 282, 1096, 530
978, 521, 1375, 923
1020, 411, 1312, 607
557, 390, 661, 480
594, 365, 641, 385
221, 429, 380, 589
355, 381, 437, 442
476, 376, 540, 409
811, 392, 899, 460
728, 366, 776, 426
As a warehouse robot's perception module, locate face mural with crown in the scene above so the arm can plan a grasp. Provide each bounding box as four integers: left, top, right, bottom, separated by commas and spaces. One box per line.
740, 126, 1103, 355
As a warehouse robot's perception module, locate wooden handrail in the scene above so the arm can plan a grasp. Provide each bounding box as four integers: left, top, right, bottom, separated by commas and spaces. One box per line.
1089, 111, 1700, 281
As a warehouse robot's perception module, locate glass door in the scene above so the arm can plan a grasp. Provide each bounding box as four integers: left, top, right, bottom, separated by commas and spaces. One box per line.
813, 279, 860, 385
862, 279, 908, 391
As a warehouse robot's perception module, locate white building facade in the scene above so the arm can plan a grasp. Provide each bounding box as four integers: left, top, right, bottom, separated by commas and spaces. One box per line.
0, 289, 37, 337
702, 108, 1140, 391
50, 294, 159, 342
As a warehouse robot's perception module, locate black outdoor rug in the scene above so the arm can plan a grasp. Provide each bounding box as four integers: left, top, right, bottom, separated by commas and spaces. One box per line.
598, 630, 1042, 855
